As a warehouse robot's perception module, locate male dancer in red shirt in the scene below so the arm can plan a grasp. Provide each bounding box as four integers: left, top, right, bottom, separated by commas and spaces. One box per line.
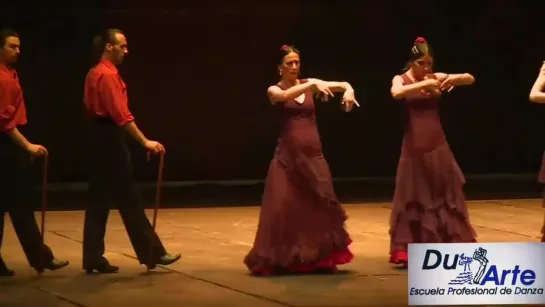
0, 28, 69, 276
82, 29, 180, 274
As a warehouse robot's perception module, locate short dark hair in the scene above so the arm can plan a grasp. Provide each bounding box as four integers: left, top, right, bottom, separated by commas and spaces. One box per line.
90, 28, 124, 65
0, 28, 19, 49
103, 28, 124, 46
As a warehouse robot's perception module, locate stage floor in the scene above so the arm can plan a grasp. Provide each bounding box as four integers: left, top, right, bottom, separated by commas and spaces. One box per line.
1, 199, 543, 307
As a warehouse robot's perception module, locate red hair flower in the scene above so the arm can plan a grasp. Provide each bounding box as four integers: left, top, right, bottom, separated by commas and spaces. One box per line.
414, 37, 427, 44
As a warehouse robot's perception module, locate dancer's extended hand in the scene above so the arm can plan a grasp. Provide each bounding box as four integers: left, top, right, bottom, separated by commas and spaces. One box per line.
315, 81, 334, 102
439, 74, 456, 92
421, 78, 441, 96
342, 90, 359, 112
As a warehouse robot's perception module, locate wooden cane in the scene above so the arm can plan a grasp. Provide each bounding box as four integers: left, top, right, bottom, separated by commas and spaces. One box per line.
146, 151, 165, 271
39, 153, 49, 277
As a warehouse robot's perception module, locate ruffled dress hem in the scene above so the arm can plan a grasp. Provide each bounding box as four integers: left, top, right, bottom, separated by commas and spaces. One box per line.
245, 237, 353, 276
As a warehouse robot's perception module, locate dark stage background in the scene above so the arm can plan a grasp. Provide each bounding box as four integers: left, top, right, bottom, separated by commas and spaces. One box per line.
2, 1, 545, 207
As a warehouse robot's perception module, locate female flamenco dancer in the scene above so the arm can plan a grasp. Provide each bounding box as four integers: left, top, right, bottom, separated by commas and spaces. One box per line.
388, 37, 477, 266
243, 45, 358, 275
528, 60, 545, 242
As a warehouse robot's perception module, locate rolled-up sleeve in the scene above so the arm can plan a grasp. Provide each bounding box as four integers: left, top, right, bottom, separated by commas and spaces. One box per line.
0, 84, 16, 133
97, 73, 134, 126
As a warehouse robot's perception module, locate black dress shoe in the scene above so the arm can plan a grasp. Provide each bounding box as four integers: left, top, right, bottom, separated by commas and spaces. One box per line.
146, 253, 181, 270
85, 263, 119, 274
36, 259, 69, 273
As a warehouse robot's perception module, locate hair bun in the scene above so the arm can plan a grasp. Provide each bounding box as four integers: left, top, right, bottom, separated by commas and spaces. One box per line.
414, 37, 427, 44
280, 44, 290, 51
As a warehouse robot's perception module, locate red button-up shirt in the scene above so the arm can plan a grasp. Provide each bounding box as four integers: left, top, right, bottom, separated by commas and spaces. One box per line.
83, 60, 134, 126
0, 64, 27, 133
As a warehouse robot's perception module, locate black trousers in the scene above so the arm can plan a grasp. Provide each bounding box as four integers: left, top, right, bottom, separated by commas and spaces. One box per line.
82, 118, 166, 267
0, 132, 54, 270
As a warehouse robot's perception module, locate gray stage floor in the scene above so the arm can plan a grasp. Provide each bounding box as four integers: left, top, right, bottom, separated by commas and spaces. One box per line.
0, 199, 543, 307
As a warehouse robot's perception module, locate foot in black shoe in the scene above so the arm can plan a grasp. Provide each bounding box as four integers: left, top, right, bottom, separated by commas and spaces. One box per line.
36, 259, 69, 274
46, 259, 69, 271
158, 253, 181, 265
147, 253, 181, 270
85, 263, 119, 274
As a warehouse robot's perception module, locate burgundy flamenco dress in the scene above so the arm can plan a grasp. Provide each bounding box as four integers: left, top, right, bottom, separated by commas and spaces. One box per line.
389, 73, 477, 265
244, 79, 353, 275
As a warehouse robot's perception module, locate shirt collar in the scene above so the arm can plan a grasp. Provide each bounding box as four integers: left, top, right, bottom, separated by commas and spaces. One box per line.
99, 59, 118, 74
0, 64, 17, 79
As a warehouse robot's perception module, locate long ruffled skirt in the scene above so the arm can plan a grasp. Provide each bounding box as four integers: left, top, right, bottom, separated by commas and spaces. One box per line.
244, 152, 353, 275
389, 142, 477, 265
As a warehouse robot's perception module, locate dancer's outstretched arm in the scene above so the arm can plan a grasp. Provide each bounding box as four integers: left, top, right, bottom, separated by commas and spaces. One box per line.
530, 62, 545, 103
307, 79, 359, 109
434, 72, 475, 92
307, 79, 353, 93
390, 75, 440, 100
267, 81, 318, 104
